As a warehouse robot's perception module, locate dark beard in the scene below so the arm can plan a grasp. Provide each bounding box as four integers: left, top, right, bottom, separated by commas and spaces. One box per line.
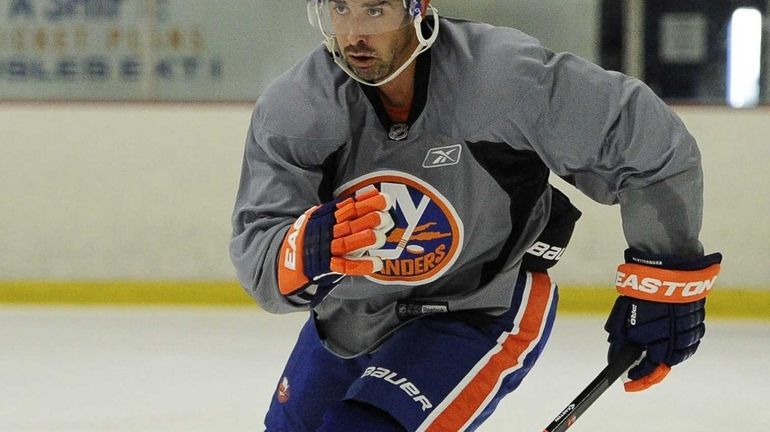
350, 61, 391, 82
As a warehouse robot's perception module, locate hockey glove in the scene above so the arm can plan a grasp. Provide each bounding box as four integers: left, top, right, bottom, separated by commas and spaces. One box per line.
277, 189, 394, 305
605, 248, 722, 392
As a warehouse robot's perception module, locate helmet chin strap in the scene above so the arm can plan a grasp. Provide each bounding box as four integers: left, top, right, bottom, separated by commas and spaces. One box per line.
321, 5, 440, 87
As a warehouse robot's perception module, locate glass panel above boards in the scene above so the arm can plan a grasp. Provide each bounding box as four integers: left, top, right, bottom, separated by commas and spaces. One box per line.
1, 0, 766, 105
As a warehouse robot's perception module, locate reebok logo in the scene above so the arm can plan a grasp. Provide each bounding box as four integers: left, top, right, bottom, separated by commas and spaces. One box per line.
423, 145, 462, 168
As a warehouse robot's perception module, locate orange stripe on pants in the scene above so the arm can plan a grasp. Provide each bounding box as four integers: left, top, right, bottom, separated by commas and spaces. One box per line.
423, 273, 554, 432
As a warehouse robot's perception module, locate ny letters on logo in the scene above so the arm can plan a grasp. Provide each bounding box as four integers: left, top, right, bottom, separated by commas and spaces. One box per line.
367, 183, 429, 260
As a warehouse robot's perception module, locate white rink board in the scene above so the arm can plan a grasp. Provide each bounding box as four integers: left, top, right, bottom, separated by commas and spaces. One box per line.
1, 104, 768, 288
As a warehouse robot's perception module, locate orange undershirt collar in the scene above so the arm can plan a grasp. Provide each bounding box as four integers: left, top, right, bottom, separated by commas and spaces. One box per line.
381, 98, 412, 123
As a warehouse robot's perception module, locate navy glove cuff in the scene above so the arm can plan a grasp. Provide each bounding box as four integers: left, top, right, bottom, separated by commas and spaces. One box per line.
624, 248, 722, 271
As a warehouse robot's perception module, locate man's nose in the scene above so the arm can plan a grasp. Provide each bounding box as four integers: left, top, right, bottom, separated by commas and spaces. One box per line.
345, 23, 367, 39
343, 28, 370, 46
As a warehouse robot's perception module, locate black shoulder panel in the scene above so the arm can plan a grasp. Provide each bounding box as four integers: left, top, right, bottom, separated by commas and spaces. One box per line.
466, 142, 550, 285
319, 145, 345, 202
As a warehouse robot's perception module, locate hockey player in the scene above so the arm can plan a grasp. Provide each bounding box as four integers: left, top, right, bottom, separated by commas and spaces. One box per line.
229, 1, 722, 430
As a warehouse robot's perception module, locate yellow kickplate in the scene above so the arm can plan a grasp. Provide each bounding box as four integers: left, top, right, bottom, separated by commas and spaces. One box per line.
557, 286, 770, 320
0, 282, 767, 319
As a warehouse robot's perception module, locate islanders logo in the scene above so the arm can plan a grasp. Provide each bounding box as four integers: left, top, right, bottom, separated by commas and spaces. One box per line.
336, 171, 464, 286
277, 376, 290, 403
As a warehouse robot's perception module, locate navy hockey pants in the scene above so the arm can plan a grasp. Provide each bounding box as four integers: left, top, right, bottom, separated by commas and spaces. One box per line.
264, 271, 558, 432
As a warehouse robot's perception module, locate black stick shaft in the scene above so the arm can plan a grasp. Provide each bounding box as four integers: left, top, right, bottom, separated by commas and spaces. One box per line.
542, 344, 643, 432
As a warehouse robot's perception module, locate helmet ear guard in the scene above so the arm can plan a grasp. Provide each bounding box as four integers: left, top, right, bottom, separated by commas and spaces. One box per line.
407, 0, 422, 18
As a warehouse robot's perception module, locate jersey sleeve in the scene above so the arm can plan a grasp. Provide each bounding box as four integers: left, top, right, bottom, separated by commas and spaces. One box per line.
229, 108, 340, 313
513, 47, 704, 256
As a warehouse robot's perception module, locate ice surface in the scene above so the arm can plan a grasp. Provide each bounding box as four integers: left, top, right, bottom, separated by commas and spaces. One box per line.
0, 307, 767, 431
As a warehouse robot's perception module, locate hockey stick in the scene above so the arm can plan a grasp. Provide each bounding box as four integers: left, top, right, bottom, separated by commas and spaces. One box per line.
542, 344, 644, 432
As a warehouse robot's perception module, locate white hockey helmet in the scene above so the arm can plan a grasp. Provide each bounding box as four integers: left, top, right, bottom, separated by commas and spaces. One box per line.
306, 0, 440, 87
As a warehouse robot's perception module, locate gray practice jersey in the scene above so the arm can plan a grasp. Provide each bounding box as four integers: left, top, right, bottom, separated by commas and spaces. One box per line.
230, 18, 705, 357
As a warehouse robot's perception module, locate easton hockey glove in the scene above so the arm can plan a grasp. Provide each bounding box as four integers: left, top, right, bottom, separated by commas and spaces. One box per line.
604, 248, 722, 392
277, 189, 394, 305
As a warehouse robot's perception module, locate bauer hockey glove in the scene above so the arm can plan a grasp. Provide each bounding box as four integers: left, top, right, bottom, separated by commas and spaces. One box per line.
277, 189, 394, 306
604, 248, 722, 392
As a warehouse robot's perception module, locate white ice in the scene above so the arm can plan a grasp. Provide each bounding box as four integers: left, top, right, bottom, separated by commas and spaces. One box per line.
1, 307, 768, 431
